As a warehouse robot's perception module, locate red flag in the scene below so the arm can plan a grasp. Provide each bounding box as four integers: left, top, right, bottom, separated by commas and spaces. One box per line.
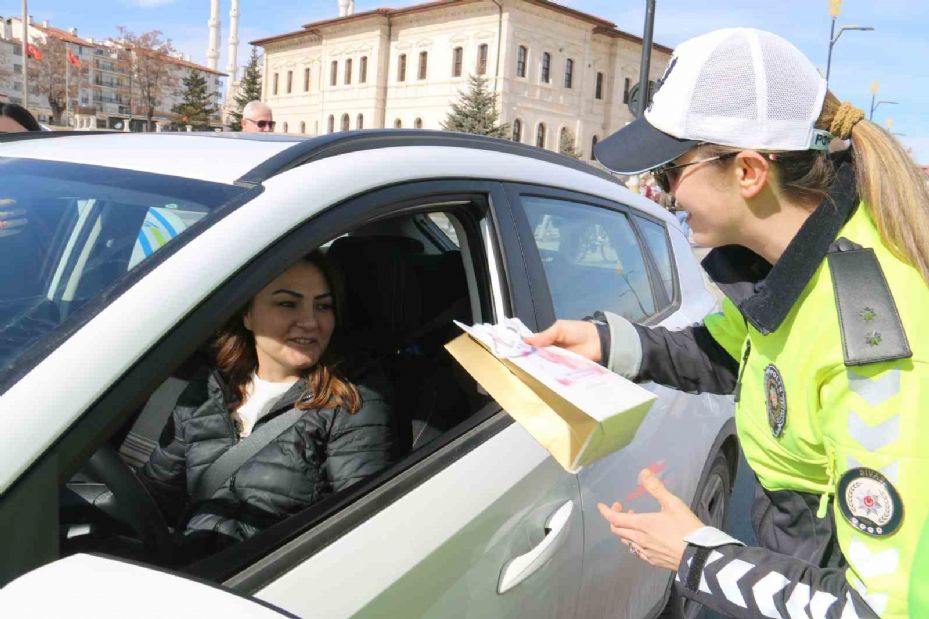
67, 50, 81, 68
26, 43, 42, 60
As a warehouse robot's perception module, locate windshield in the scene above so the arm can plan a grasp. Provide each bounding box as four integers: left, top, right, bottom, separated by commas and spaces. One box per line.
0, 157, 249, 378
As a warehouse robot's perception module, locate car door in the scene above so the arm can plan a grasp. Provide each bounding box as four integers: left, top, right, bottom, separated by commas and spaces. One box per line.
504, 184, 734, 619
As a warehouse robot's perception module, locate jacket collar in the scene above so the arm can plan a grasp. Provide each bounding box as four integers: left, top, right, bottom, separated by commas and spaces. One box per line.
701, 160, 859, 335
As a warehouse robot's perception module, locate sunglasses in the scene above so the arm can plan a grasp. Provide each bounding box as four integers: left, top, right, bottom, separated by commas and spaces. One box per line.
245, 118, 276, 130
652, 152, 738, 193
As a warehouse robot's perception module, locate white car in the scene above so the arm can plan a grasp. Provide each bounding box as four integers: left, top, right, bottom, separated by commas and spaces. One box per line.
0, 130, 735, 618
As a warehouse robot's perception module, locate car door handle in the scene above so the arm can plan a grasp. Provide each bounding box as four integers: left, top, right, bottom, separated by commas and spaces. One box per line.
497, 500, 575, 594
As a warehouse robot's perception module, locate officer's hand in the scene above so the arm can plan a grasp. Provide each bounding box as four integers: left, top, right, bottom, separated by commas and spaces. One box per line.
524, 320, 601, 363
597, 468, 704, 571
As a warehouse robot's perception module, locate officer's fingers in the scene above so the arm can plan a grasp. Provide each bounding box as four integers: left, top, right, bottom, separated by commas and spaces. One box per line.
610, 525, 646, 546
0, 199, 15, 207
524, 322, 563, 348
640, 469, 681, 511
598, 503, 645, 530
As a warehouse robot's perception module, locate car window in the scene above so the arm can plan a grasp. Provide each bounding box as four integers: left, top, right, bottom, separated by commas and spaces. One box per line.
0, 158, 246, 374
635, 216, 675, 303
521, 196, 655, 322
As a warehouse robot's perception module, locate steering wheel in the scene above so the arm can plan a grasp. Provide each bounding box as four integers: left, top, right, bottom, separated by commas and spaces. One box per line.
80, 444, 174, 564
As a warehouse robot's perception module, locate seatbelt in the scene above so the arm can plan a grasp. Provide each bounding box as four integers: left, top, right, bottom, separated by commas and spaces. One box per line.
193, 407, 305, 501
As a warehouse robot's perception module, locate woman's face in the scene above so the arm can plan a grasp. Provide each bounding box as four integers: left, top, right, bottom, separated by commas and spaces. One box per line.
0, 117, 28, 133
666, 149, 746, 248
243, 260, 336, 382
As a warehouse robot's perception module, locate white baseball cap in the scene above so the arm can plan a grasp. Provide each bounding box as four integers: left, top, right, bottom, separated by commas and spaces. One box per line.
595, 28, 831, 174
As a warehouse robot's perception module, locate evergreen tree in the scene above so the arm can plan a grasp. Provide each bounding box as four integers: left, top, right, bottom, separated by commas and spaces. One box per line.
172, 69, 217, 129
230, 47, 264, 131
442, 74, 508, 138
558, 127, 581, 159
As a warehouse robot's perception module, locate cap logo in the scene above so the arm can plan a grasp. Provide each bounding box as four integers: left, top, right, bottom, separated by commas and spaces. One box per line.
810, 129, 834, 151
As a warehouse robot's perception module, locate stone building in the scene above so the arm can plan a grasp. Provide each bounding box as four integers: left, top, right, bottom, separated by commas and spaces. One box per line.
252, 0, 671, 160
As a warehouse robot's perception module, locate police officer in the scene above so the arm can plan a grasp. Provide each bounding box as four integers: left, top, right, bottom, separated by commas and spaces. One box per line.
528, 28, 929, 619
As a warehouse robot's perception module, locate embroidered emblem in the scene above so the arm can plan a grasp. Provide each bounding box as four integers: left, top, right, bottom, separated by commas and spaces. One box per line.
865, 331, 883, 347
764, 364, 787, 438
859, 307, 876, 322
838, 467, 903, 537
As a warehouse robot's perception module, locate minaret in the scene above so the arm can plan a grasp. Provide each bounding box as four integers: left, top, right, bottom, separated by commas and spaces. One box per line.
225, 0, 240, 87
207, 0, 221, 71
338, 0, 355, 17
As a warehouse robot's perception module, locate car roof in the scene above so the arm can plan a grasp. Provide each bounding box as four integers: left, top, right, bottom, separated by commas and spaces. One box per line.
0, 130, 619, 187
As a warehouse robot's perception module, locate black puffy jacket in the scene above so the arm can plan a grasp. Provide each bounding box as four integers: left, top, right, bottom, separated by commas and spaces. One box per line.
139, 365, 395, 545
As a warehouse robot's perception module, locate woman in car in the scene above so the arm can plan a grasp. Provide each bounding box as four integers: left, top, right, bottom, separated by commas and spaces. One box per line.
0, 103, 42, 132
140, 250, 395, 552
529, 28, 929, 619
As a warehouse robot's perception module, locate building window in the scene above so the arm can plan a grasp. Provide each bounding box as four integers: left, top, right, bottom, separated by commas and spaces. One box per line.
282, 121, 288, 133
341, 113, 350, 131
360, 56, 368, 83
328, 114, 335, 133
536, 123, 546, 148
512, 118, 522, 142
304, 67, 311, 91
286, 70, 293, 93
541, 52, 551, 83
623, 77, 631, 103
300, 121, 306, 134
564, 58, 574, 89
345, 58, 352, 85
273, 72, 279, 95
357, 113, 364, 129
394, 118, 402, 128
595, 72, 604, 100
516, 45, 527, 78
414, 117, 423, 129
452, 46, 463, 77
591, 135, 598, 160
418, 51, 428, 80
330, 60, 338, 86
477, 44, 488, 75
398, 54, 407, 82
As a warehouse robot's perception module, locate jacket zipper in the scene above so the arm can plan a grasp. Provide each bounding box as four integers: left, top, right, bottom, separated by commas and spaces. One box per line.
733, 339, 752, 403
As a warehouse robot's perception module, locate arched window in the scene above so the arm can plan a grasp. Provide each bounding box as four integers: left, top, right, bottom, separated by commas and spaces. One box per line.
394, 118, 402, 128
418, 51, 428, 80
398, 54, 407, 82
452, 46, 463, 77
477, 43, 488, 75
512, 118, 522, 142
356, 113, 364, 129
595, 72, 604, 100
540, 52, 551, 83
591, 135, 598, 160
328, 114, 335, 133
516, 45, 527, 78
345, 58, 352, 85
564, 58, 574, 89
299, 121, 306, 134
341, 113, 350, 131
282, 121, 288, 133
414, 117, 423, 129
536, 123, 546, 148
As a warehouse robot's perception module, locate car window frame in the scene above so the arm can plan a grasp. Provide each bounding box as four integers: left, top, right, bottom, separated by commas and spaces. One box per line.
631, 213, 681, 319
503, 183, 678, 327
0, 178, 534, 592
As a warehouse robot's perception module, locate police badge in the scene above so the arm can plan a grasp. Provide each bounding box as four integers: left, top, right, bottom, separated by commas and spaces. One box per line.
764, 364, 787, 438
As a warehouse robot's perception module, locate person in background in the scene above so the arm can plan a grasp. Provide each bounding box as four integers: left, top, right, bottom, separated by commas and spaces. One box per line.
0, 103, 42, 133
240, 100, 275, 133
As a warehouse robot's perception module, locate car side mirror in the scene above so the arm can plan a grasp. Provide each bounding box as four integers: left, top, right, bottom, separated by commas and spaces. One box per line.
0, 553, 294, 618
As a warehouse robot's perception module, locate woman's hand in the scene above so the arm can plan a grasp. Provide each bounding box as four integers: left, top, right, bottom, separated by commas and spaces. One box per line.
524, 319, 601, 363
597, 468, 704, 571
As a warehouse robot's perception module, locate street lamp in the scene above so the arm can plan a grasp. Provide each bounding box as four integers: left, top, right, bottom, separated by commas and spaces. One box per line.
869, 81, 899, 120
825, 2, 874, 83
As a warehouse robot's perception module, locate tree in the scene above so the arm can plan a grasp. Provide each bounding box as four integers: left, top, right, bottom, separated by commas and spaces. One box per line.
117, 28, 179, 131
28, 36, 84, 125
229, 47, 263, 131
441, 74, 508, 138
558, 127, 581, 159
172, 69, 217, 129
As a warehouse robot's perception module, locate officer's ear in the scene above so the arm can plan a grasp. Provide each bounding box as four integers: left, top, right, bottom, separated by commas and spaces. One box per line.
733, 151, 770, 200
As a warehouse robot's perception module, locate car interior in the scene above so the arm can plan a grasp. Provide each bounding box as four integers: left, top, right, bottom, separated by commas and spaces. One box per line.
58, 206, 494, 574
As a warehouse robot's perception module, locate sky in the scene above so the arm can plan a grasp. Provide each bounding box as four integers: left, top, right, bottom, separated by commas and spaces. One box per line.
2, 0, 926, 162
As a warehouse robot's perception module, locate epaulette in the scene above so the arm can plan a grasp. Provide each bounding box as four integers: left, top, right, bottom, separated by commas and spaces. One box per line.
827, 237, 912, 365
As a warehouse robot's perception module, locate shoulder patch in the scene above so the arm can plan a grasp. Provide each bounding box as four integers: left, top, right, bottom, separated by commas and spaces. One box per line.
763, 364, 787, 438
838, 467, 904, 537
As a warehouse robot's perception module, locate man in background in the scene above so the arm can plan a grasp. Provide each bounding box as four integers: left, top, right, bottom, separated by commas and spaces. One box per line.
240, 101, 275, 133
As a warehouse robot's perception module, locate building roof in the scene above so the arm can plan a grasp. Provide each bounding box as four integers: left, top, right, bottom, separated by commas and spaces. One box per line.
251, 0, 673, 53
32, 24, 108, 50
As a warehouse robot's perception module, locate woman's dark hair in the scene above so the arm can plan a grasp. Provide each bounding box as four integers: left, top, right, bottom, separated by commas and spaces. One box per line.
0, 103, 42, 132
211, 250, 362, 413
